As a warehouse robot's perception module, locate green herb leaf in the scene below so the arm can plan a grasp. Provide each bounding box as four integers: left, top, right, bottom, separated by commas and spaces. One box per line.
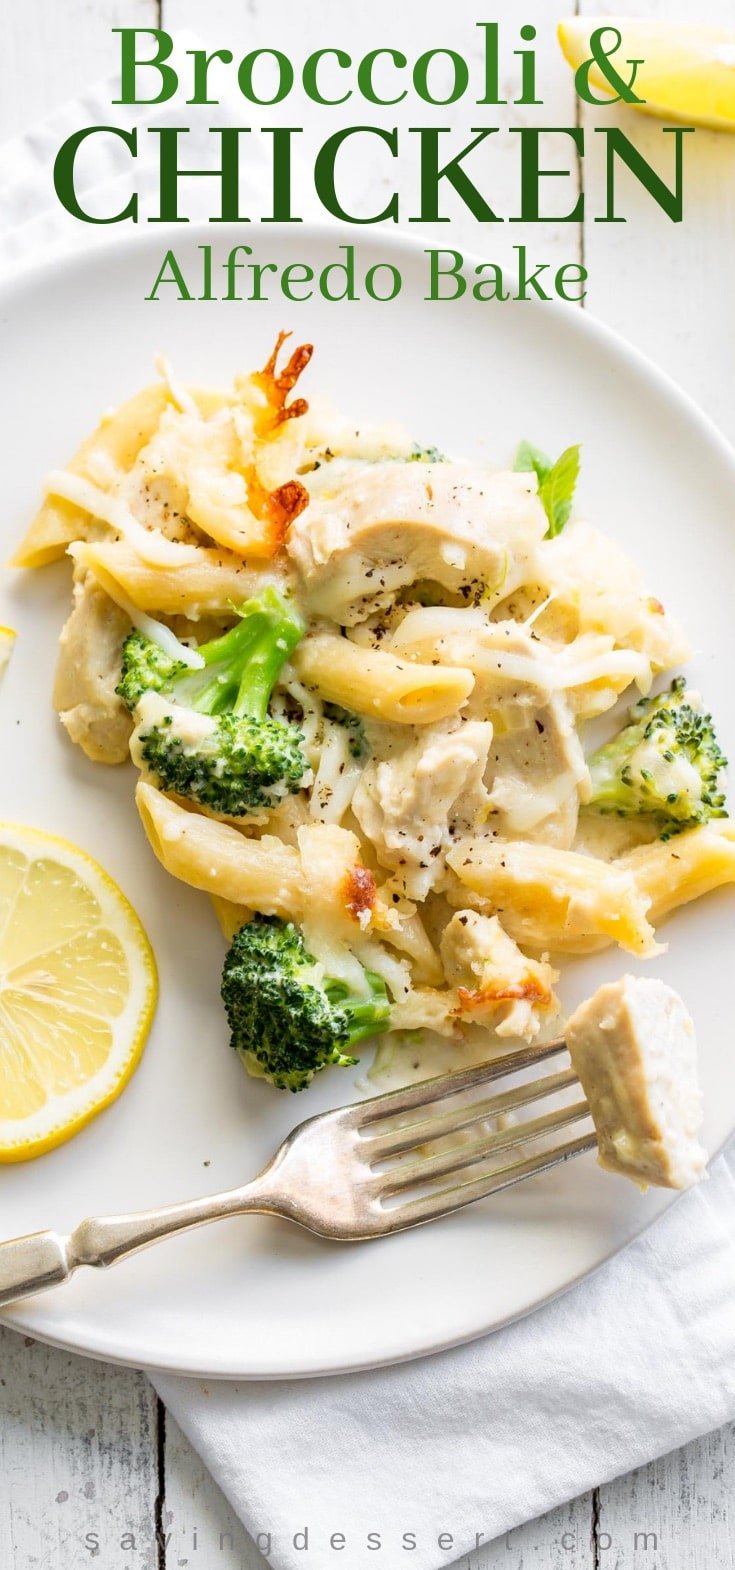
514, 440, 552, 486
514, 440, 580, 538
539, 445, 581, 538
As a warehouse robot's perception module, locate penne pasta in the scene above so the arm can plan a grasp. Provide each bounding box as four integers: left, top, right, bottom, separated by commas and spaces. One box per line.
136, 783, 303, 919
136, 787, 381, 946
446, 837, 657, 956
293, 632, 474, 725
619, 820, 735, 924
72, 539, 284, 617
12, 384, 170, 569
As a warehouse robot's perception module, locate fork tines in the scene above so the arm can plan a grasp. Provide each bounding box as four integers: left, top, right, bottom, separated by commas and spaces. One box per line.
353, 1039, 597, 1230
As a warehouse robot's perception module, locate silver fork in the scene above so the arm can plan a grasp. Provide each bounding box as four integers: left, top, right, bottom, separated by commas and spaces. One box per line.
0, 1039, 596, 1309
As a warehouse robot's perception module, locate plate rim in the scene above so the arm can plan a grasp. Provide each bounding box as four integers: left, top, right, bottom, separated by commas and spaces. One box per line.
0, 219, 733, 1380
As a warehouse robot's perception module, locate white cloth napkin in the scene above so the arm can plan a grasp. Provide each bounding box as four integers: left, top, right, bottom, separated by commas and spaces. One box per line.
2, 60, 735, 1570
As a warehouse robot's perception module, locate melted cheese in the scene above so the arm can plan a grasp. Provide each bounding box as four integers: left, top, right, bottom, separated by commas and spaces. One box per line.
45, 469, 189, 568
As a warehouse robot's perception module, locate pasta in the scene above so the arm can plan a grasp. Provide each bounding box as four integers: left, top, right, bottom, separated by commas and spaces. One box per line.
210, 894, 251, 942
17, 334, 732, 1081
137, 782, 303, 918
293, 632, 475, 725
445, 838, 657, 956
71, 539, 281, 617
619, 821, 735, 923
13, 383, 228, 568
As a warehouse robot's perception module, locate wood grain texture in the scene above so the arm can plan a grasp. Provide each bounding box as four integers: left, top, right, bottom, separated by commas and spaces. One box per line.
0, 1325, 159, 1569
163, 1408, 270, 1569
597, 1423, 735, 1569
473, 1494, 595, 1569
0, 0, 734, 1566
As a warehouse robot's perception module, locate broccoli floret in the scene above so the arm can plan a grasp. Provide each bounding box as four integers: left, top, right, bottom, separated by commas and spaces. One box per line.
586, 677, 727, 838
116, 632, 188, 711
221, 915, 391, 1091
119, 589, 307, 815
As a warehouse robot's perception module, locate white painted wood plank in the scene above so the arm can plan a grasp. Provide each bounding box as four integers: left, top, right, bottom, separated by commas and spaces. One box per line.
0, 1324, 159, 1570
597, 1424, 735, 1569
164, 1409, 269, 1568
578, 0, 735, 437
0, 18, 164, 1566
0, 0, 158, 144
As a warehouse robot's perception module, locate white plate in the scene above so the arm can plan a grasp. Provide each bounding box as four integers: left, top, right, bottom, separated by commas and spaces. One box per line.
1, 226, 734, 1380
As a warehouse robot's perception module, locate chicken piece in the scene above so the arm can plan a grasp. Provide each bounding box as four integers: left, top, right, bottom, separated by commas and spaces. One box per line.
484, 690, 588, 850
445, 837, 657, 956
389, 987, 460, 1038
565, 976, 707, 1190
53, 577, 133, 764
352, 719, 493, 900
390, 610, 590, 848
440, 910, 559, 1040
372, 891, 444, 987
286, 464, 546, 625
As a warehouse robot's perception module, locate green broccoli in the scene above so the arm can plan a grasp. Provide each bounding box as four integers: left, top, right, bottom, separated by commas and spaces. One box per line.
323, 702, 369, 760
115, 633, 189, 711
586, 677, 727, 838
117, 588, 307, 815
221, 915, 391, 1091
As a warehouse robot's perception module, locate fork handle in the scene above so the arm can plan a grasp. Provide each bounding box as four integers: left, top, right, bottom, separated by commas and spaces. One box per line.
0, 1178, 278, 1309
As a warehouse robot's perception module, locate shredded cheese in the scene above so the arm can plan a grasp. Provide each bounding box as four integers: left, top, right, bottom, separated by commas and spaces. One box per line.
44, 470, 193, 568
154, 353, 201, 419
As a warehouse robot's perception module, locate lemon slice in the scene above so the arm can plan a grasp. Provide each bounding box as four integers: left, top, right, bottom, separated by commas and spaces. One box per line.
0, 825, 157, 1161
0, 626, 16, 677
558, 19, 735, 131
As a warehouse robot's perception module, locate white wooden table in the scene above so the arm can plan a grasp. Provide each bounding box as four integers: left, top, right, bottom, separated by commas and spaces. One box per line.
2, 1, 734, 1565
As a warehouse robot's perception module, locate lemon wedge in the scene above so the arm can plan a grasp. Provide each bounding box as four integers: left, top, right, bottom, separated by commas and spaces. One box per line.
0, 625, 16, 676
558, 19, 735, 131
0, 825, 157, 1161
